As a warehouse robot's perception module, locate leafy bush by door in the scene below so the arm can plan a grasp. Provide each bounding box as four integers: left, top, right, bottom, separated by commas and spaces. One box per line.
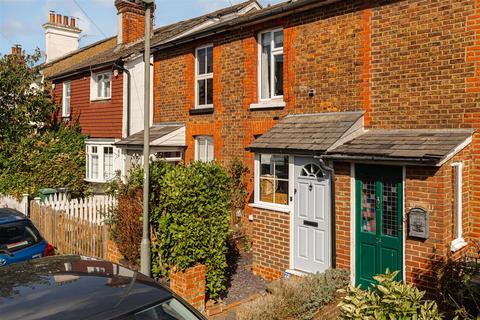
339, 271, 442, 320
151, 161, 232, 299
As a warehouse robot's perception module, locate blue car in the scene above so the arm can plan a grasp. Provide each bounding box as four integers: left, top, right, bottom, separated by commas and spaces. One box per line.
0, 208, 54, 266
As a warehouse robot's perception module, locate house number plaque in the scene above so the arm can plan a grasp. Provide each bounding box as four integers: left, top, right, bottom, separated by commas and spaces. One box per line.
409, 207, 429, 239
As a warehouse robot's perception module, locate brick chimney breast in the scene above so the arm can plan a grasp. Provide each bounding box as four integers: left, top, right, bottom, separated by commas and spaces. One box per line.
115, 0, 153, 46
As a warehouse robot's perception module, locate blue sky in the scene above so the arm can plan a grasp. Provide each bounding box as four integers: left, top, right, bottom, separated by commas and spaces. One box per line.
0, 0, 285, 57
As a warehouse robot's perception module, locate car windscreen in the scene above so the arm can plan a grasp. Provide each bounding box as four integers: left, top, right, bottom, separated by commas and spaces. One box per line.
133, 298, 201, 320
0, 220, 42, 252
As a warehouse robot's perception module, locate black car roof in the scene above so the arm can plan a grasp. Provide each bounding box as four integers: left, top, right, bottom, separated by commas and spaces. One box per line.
0, 255, 174, 320
0, 208, 27, 224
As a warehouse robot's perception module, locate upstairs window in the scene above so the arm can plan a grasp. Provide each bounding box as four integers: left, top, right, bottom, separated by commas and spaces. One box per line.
62, 81, 71, 117
195, 136, 214, 162
195, 45, 213, 108
91, 71, 111, 100
259, 29, 283, 100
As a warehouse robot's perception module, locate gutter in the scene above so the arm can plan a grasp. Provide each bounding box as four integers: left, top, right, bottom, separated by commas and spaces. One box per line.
113, 60, 131, 137
323, 154, 440, 166
48, 61, 115, 81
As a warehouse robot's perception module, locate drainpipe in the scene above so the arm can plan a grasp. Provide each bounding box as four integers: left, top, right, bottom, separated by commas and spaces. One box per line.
113, 60, 131, 137
315, 155, 336, 269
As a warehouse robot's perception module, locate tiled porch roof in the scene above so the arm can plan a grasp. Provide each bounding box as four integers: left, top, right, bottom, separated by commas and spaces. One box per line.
115, 124, 185, 148
248, 111, 474, 166
248, 111, 365, 154
326, 128, 475, 166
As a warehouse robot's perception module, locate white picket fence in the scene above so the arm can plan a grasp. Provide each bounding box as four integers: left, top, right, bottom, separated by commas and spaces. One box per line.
0, 194, 29, 215
39, 193, 116, 225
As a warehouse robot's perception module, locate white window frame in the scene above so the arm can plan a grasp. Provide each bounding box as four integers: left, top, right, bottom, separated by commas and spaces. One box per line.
257, 28, 284, 102
194, 136, 214, 162
85, 142, 116, 183
62, 81, 71, 117
451, 162, 467, 252
90, 71, 112, 101
195, 45, 213, 109
253, 153, 291, 212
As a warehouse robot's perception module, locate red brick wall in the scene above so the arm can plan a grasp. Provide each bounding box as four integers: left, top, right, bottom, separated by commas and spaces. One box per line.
151, 0, 479, 283
251, 208, 290, 281
334, 162, 352, 271
52, 68, 123, 138
170, 264, 206, 311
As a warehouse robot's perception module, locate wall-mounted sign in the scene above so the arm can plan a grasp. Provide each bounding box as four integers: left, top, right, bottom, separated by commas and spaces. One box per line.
409, 207, 429, 239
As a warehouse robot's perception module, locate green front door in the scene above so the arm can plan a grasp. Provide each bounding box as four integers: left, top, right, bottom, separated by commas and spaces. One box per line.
355, 165, 403, 288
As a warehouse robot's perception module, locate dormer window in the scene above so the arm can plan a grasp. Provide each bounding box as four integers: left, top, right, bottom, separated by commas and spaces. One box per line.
195, 45, 213, 108
91, 71, 111, 100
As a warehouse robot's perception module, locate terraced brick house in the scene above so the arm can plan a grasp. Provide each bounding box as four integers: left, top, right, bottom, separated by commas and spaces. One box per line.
41, 0, 261, 192
139, 0, 480, 291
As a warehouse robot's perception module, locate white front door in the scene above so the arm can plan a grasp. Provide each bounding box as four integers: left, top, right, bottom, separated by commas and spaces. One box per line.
293, 157, 331, 273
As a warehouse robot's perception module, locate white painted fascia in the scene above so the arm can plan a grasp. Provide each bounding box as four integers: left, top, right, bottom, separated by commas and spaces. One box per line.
437, 135, 473, 166
150, 126, 186, 146
327, 116, 366, 152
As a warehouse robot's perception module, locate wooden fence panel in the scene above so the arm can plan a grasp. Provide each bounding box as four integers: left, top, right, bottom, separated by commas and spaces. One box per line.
30, 201, 108, 259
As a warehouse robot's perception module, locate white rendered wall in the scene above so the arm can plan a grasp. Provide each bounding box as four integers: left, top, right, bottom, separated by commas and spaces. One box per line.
45, 25, 80, 62
122, 54, 154, 137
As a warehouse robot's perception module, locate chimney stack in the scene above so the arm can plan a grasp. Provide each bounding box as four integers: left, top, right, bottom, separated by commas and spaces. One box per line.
115, 0, 154, 46
10, 45, 22, 60
43, 11, 82, 62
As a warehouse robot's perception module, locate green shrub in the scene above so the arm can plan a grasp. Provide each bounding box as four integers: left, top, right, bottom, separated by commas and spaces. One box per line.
150, 161, 232, 299
0, 124, 89, 198
339, 271, 443, 320
105, 161, 172, 265
237, 269, 350, 320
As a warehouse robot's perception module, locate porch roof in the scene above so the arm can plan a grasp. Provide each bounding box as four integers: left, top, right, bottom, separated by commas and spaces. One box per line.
248, 111, 365, 154
114, 123, 185, 148
326, 128, 475, 166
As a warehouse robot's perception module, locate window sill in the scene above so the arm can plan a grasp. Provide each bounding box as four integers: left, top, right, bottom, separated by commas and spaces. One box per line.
250, 100, 285, 110
85, 178, 108, 184
90, 97, 111, 102
189, 107, 214, 115
249, 202, 290, 213
451, 238, 468, 252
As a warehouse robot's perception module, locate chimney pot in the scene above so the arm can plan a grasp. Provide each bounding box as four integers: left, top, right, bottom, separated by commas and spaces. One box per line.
63, 16, 69, 25
56, 14, 62, 24
70, 17, 76, 28
49, 11, 55, 24
11, 47, 15, 55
